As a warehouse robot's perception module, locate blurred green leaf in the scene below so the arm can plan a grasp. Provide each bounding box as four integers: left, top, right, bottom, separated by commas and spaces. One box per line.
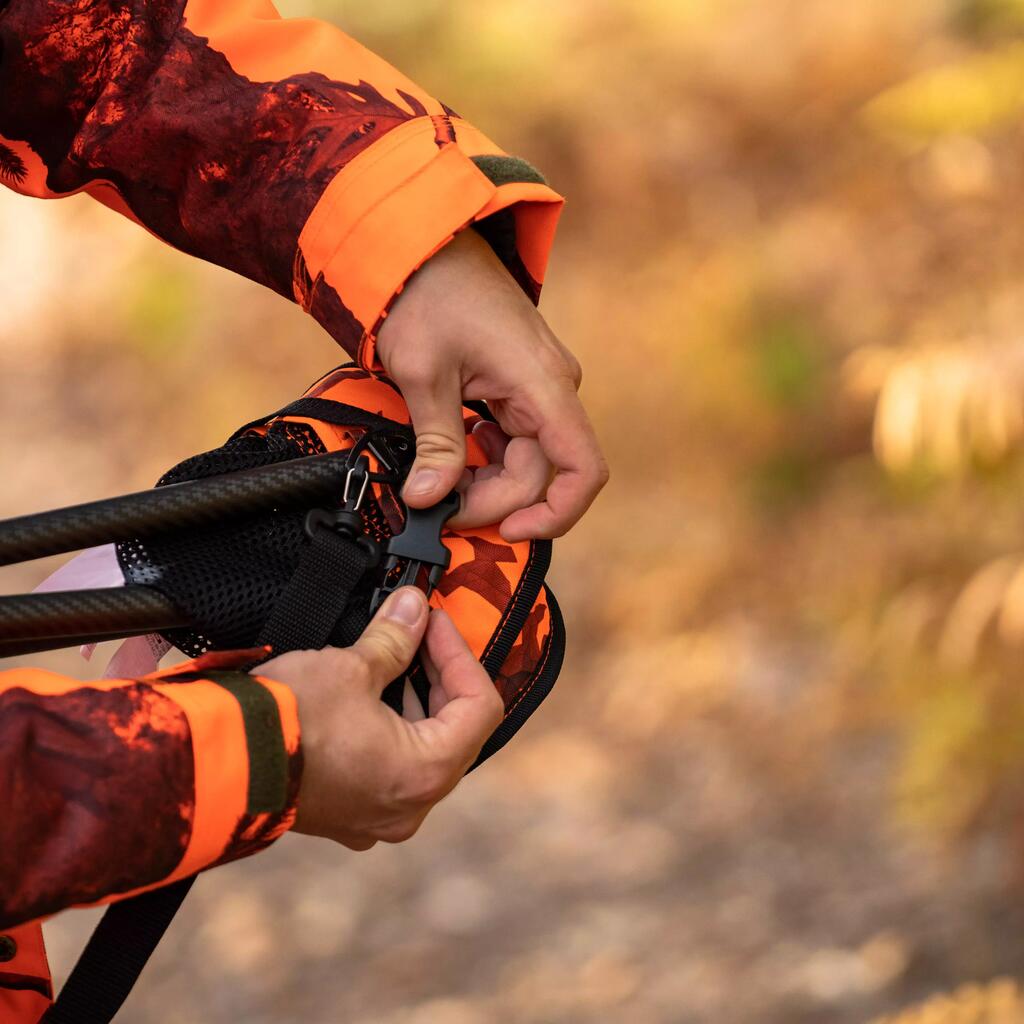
752, 312, 824, 409
749, 448, 824, 512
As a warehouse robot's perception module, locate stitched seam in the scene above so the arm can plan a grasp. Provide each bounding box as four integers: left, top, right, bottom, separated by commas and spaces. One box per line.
502, 625, 554, 721
481, 541, 539, 665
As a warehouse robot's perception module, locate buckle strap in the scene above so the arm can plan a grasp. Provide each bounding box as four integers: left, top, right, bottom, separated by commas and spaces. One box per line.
257, 523, 372, 657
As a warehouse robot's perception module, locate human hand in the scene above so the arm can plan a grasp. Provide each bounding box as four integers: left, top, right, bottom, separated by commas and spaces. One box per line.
376, 228, 609, 542
258, 586, 503, 850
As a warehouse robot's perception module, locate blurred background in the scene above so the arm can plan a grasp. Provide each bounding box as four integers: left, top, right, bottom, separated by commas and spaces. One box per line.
10, 0, 1024, 1020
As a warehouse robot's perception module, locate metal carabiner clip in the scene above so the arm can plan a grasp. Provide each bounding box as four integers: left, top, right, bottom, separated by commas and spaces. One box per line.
303, 454, 380, 563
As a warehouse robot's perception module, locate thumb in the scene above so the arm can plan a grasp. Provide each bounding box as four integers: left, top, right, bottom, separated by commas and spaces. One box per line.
351, 586, 428, 693
401, 371, 467, 509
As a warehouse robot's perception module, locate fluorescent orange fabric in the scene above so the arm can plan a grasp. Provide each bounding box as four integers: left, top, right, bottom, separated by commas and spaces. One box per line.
0, 921, 52, 1020
273, 366, 559, 694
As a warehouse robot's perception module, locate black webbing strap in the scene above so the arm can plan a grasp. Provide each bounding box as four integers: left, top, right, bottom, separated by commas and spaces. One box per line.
261, 512, 418, 715
229, 397, 403, 441
381, 660, 430, 718
42, 876, 195, 1023
257, 520, 371, 653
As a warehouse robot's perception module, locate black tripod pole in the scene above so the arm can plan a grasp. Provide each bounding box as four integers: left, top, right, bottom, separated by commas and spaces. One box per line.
0, 451, 357, 655
0, 587, 189, 657
0, 450, 355, 566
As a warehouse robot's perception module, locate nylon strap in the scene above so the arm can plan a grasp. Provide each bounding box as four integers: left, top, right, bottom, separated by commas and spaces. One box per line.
229, 396, 404, 441
257, 520, 371, 653
43, 877, 195, 1023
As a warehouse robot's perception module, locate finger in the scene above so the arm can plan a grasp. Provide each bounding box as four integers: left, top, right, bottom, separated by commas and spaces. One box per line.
414, 610, 503, 768
451, 436, 552, 530
499, 387, 608, 541
351, 586, 428, 694
400, 369, 467, 509
402, 677, 427, 722
420, 645, 452, 716
471, 420, 510, 465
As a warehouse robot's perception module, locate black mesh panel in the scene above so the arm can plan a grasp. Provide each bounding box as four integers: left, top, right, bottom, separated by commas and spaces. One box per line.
117, 424, 387, 657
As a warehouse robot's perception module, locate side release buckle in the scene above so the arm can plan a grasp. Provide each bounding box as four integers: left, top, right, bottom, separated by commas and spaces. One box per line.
370, 490, 460, 612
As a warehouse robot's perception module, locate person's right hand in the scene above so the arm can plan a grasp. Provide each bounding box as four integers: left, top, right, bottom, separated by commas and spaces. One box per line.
376, 228, 609, 541
257, 586, 503, 850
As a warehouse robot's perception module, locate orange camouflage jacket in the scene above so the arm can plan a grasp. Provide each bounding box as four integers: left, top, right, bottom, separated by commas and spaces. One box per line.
0, 0, 563, 1017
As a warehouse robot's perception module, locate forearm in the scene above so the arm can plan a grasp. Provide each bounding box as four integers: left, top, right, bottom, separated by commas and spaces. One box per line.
0, 658, 300, 931
0, 0, 563, 363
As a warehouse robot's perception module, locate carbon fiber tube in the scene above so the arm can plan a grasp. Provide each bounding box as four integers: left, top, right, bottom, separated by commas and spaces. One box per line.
0, 451, 354, 566
0, 586, 189, 657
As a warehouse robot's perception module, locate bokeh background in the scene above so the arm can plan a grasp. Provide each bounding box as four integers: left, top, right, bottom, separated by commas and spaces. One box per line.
9, 0, 1024, 1020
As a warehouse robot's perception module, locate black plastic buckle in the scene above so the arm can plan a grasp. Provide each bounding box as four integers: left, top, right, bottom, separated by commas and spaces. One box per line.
366, 429, 416, 476
370, 490, 460, 612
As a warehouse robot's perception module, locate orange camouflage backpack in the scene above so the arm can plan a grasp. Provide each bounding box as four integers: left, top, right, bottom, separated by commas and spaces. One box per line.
1, 363, 564, 1023
118, 361, 565, 760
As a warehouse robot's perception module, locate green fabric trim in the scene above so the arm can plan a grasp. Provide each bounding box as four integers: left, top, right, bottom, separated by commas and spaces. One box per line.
207, 671, 289, 815
468, 155, 550, 304
470, 154, 548, 188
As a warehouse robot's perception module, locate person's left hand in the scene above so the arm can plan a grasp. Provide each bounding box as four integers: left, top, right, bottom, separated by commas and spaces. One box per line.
259, 586, 502, 850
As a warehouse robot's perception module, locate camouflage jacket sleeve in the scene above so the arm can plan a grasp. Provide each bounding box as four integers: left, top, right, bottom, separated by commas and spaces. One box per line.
0, 653, 302, 933
0, 0, 565, 368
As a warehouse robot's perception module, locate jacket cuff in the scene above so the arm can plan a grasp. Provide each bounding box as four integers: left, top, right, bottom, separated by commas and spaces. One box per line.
146, 662, 302, 880
293, 116, 564, 371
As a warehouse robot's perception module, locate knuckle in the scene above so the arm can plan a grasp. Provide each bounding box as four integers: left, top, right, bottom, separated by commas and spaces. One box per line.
534, 338, 580, 385
344, 648, 376, 688
395, 355, 436, 389
564, 354, 583, 388
386, 345, 435, 385
420, 766, 450, 804
415, 429, 463, 462
402, 763, 450, 807
484, 687, 505, 730
361, 629, 411, 674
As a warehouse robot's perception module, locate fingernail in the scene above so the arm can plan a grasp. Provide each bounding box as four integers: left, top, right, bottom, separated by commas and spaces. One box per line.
405, 468, 440, 497
386, 588, 425, 626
